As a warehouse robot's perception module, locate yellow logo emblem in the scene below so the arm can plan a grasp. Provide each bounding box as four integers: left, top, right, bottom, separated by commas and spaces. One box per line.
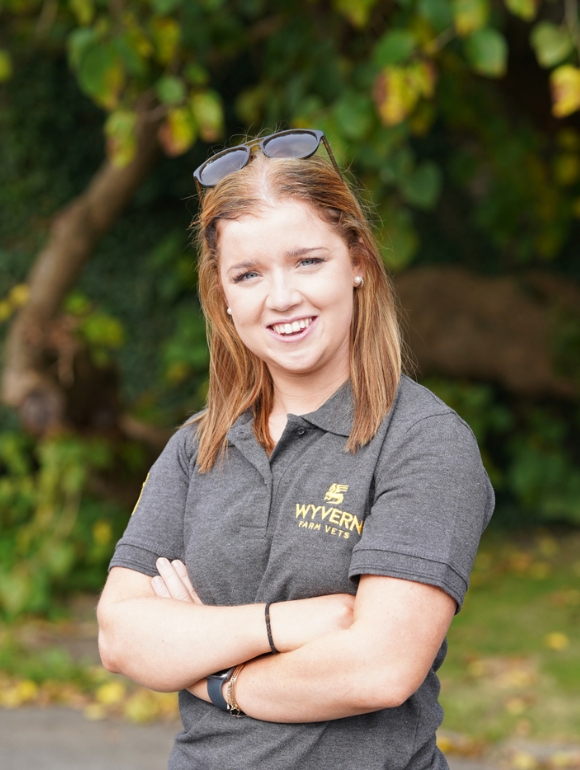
324, 483, 349, 505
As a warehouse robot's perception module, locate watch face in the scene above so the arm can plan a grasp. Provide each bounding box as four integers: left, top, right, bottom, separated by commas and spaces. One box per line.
208, 669, 230, 679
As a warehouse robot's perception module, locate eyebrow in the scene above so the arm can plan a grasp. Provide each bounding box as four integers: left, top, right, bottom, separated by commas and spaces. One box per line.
226, 247, 329, 275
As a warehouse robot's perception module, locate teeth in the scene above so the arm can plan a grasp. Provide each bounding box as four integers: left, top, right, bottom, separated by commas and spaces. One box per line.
272, 318, 313, 335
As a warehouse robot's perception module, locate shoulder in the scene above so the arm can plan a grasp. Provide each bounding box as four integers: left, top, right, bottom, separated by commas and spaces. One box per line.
156, 415, 202, 472
387, 375, 475, 442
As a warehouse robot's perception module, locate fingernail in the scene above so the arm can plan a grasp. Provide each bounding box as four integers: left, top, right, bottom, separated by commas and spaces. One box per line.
157, 557, 168, 567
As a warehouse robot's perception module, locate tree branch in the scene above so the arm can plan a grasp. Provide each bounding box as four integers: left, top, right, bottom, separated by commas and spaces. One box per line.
1, 99, 162, 433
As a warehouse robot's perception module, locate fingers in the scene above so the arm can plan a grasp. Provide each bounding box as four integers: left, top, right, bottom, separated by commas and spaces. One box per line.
155, 558, 193, 602
151, 575, 171, 598
172, 560, 203, 604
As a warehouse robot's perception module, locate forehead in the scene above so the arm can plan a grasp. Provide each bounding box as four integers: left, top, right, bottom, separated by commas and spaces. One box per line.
216, 200, 342, 261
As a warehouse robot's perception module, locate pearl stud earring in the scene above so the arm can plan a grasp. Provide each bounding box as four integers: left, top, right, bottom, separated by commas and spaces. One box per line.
354, 276, 364, 287
227, 308, 232, 315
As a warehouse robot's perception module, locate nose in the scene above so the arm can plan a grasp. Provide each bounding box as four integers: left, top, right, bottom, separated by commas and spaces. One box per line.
265, 271, 302, 312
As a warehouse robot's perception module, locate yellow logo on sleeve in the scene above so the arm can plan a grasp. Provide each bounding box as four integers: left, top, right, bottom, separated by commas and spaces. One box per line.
324, 483, 349, 505
131, 472, 150, 515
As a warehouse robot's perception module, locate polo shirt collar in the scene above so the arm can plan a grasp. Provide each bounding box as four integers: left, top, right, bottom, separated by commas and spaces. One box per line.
227, 381, 354, 440
300, 381, 353, 437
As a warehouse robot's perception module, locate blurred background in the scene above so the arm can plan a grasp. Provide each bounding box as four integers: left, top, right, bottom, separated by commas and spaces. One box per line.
0, 0, 579, 762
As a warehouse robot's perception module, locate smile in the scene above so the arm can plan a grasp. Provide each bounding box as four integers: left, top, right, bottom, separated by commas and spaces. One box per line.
270, 317, 314, 336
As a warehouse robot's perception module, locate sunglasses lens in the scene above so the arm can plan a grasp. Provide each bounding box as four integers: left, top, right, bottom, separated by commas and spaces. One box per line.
262, 131, 320, 159
198, 147, 249, 187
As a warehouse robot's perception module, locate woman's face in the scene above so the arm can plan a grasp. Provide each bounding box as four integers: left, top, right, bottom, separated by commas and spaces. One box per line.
218, 200, 360, 390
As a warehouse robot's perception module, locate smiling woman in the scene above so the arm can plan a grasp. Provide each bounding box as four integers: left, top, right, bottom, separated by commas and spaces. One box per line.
97, 130, 494, 770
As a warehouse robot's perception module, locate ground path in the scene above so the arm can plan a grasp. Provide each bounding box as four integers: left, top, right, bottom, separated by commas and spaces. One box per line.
0, 704, 530, 770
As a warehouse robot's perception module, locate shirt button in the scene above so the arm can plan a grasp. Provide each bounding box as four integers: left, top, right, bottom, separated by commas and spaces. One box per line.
296, 427, 306, 436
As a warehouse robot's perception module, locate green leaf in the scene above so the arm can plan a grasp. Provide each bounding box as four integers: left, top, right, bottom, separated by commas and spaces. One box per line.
0, 50, 13, 82
150, 0, 183, 13
530, 22, 574, 69
67, 28, 98, 71
156, 75, 186, 105
373, 30, 416, 66
69, 0, 95, 26
453, 0, 489, 37
184, 62, 209, 86
333, 0, 380, 27
77, 43, 124, 108
464, 28, 508, 78
551, 65, 580, 118
417, 0, 454, 32
190, 90, 224, 143
332, 92, 374, 140
504, 0, 537, 21
113, 34, 148, 77
104, 109, 137, 166
400, 161, 442, 209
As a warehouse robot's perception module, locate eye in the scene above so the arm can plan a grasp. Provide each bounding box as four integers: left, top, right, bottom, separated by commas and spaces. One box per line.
233, 270, 259, 283
299, 257, 325, 267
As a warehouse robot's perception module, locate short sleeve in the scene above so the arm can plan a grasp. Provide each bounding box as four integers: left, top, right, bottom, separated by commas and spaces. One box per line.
349, 413, 494, 610
109, 425, 196, 577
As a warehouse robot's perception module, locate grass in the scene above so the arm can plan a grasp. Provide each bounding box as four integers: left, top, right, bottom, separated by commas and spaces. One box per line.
440, 527, 580, 744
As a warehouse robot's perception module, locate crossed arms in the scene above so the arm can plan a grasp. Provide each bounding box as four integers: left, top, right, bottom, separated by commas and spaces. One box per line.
97, 559, 455, 723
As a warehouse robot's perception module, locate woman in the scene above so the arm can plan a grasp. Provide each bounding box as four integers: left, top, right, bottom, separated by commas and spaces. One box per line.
98, 129, 494, 770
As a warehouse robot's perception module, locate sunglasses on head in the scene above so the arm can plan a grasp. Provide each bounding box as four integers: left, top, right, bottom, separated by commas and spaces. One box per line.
193, 128, 342, 197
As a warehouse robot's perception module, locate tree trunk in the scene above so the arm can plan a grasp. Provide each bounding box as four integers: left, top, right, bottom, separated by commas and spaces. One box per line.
1, 102, 162, 435
395, 267, 580, 399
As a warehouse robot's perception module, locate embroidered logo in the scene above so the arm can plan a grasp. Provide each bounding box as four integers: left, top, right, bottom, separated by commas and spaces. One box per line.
324, 483, 349, 505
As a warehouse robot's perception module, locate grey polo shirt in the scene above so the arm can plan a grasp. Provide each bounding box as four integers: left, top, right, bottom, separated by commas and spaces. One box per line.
110, 375, 494, 770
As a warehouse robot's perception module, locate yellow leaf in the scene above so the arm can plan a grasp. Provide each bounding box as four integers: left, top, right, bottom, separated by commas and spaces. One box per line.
0, 49, 13, 82
544, 632, 570, 650
158, 108, 196, 157
453, 0, 489, 37
511, 751, 539, 770
150, 18, 180, 65
96, 680, 126, 705
92, 519, 112, 546
105, 109, 137, 167
124, 689, 160, 723
551, 65, 580, 118
69, 0, 95, 26
190, 91, 224, 143
505, 0, 537, 21
8, 283, 29, 307
333, 0, 380, 27
0, 301, 12, 322
373, 63, 435, 127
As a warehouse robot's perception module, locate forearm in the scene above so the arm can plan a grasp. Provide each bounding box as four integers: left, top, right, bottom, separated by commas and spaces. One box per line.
196, 577, 456, 723
218, 625, 402, 722
98, 596, 269, 691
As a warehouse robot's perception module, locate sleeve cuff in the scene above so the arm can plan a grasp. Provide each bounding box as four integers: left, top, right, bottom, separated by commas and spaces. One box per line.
109, 543, 170, 577
348, 548, 468, 610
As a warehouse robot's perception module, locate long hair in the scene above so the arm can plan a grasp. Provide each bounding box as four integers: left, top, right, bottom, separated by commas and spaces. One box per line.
192, 151, 402, 472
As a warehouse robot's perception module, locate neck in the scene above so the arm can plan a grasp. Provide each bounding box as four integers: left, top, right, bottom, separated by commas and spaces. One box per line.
269, 370, 349, 419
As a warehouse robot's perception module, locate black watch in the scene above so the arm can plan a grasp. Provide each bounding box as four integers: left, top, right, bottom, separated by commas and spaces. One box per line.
207, 667, 235, 711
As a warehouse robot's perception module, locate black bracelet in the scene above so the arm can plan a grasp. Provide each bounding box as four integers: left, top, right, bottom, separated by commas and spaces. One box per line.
264, 602, 279, 654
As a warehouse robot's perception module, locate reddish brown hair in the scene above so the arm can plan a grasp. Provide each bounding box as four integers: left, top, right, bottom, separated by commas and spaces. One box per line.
192, 152, 401, 472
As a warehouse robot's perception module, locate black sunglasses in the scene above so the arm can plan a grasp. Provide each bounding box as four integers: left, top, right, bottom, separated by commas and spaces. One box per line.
193, 128, 341, 197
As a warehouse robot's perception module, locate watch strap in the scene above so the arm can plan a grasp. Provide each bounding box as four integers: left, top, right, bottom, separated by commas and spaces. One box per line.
207, 668, 234, 711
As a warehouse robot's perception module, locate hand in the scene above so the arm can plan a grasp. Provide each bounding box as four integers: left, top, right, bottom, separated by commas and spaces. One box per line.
270, 593, 355, 653
151, 558, 203, 604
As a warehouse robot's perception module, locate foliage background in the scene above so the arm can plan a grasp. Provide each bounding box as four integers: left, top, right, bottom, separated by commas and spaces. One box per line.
1, 0, 580, 620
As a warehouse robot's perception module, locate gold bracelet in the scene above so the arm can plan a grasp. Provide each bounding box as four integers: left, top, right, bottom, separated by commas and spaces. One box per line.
225, 663, 246, 717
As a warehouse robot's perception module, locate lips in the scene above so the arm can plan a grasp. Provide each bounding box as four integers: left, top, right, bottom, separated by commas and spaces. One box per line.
270, 317, 314, 336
